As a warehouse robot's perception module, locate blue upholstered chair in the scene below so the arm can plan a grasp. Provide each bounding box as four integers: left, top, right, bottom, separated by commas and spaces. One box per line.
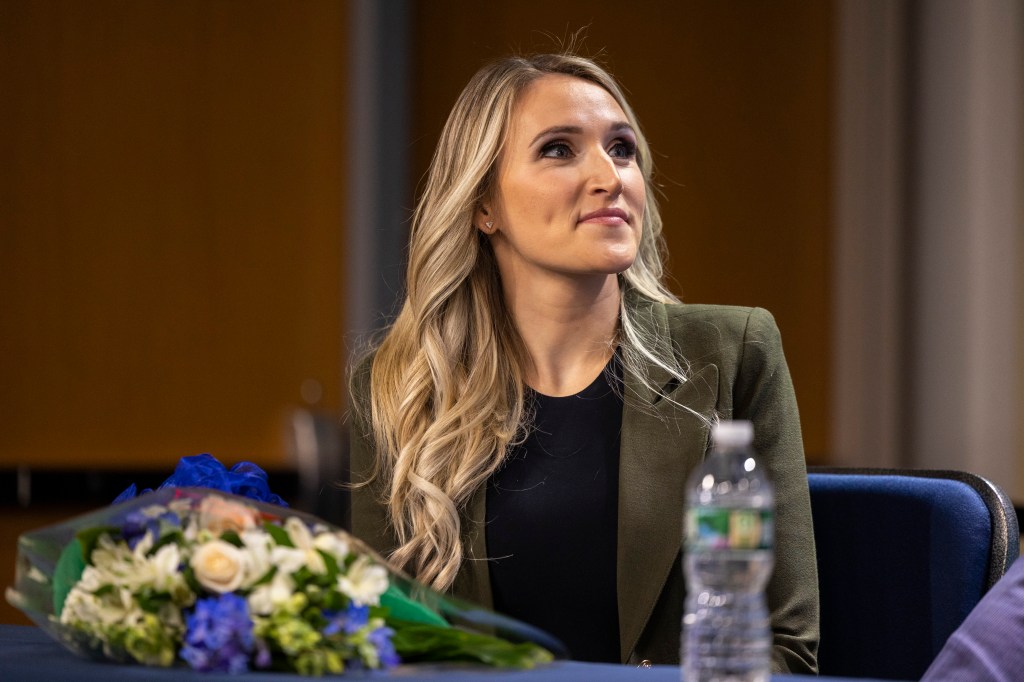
807, 467, 1020, 681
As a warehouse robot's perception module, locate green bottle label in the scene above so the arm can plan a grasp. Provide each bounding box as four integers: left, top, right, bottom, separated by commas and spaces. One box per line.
686, 508, 774, 550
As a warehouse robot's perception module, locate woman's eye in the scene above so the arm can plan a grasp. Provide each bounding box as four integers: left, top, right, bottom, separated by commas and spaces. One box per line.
540, 142, 573, 159
609, 140, 638, 160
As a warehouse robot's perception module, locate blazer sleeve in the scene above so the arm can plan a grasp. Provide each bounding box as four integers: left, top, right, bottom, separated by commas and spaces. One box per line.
733, 307, 820, 675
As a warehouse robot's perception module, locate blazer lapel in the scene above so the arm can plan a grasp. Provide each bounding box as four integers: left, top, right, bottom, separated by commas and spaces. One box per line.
453, 296, 720, 664
616, 300, 718, 662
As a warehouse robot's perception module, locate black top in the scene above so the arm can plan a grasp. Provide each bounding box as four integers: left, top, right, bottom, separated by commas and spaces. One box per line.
485, 357, 624, 662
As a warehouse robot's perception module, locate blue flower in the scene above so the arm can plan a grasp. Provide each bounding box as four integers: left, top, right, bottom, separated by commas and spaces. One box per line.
322, 605, 400, 669
114, 454, 287, 506
322, 603, 369, 636
121, 508, 180, 550
181, 594, 254, 673
369, 625, 400, 668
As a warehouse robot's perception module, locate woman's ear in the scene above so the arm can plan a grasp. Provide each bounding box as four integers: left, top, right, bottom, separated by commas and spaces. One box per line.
476, 205, 496, 234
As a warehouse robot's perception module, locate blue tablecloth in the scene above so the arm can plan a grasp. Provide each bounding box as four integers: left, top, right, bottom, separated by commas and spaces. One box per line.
0, 624, 897, 681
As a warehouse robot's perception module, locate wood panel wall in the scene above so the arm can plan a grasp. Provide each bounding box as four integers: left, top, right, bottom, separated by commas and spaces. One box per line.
0, 1, 833, 473
411, 1, 833, 460
0, 1, 348, 470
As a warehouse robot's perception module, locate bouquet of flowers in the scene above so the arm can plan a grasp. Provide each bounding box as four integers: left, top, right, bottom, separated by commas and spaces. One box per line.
7, 456, 559, 675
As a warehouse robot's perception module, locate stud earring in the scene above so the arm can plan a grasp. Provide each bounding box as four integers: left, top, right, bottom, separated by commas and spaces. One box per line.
485, 221, 494, 229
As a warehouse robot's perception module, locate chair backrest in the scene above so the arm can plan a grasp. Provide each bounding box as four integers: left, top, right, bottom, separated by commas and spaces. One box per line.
808, 467, 1020, 681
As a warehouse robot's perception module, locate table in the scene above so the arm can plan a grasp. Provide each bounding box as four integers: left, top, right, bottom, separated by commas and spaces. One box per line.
0, 625, 899, 681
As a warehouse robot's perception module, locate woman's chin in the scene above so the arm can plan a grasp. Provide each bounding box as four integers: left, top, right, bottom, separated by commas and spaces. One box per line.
598, 250, 638, 275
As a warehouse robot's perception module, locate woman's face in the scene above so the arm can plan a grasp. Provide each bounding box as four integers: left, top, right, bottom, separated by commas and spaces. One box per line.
484, 74, 645, 288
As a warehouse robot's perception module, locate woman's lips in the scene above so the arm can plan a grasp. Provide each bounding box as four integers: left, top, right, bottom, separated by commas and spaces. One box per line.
578, 207, 629, 225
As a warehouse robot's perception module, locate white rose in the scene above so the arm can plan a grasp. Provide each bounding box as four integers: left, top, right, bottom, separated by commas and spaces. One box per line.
191, 540, 245, 593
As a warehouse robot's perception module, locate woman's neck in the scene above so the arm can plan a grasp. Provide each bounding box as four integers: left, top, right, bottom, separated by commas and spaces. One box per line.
502, 273, 621, 397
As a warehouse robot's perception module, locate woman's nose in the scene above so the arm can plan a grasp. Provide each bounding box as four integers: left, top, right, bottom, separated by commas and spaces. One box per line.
587, 149, 624, 196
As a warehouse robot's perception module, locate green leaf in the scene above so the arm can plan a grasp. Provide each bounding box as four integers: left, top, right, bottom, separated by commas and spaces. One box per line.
292, 566, 313, 587
149, 529, 183, 554
263, 522, 292, 547
319, 549, 340, 579
321, 589, 344, 611
250, 566, 276, 587
390, 622, 554, 669
381, 584, 449, 628
136, 588, 172, 614
183, 567, 203, 595
219, 530, 243, 547
52, 539, 87, 616
75, 526, 119, 562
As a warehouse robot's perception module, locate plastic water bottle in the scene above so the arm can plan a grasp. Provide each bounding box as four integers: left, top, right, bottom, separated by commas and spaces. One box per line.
682, 420, 774, 682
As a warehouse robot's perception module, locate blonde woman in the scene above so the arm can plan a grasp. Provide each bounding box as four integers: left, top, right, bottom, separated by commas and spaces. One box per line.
349, 53, 818, 671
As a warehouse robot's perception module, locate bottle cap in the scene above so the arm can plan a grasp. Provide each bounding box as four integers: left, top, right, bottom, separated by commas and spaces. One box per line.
712, 420, 754, 448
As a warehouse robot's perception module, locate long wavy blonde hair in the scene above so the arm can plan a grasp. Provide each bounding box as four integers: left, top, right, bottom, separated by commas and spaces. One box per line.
353, 53, 687, 591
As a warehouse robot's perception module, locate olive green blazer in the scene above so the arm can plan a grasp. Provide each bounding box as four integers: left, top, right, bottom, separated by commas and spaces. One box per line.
349, 297, 819, 673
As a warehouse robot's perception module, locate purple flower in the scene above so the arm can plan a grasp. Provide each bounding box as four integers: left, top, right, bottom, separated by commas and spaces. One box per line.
254, 638, 272, 669
114, 454, 287, 506
181, 594, 254, 673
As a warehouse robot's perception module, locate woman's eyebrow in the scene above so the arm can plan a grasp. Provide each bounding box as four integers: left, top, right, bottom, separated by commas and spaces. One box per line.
529, 121, 635, 147
529, 125, 582, 147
